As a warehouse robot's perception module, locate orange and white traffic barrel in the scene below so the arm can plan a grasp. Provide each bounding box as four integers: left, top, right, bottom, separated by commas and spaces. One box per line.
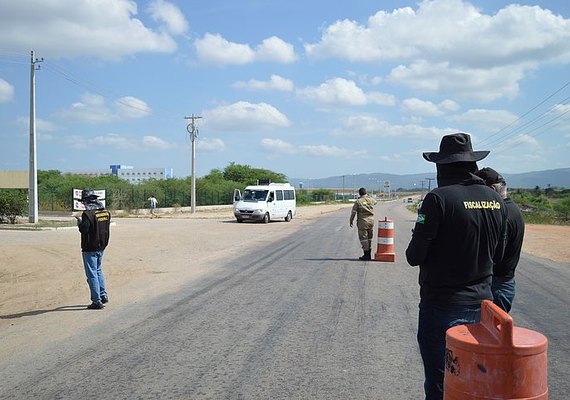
444, 300, 548, 399
374, 216, 395, 262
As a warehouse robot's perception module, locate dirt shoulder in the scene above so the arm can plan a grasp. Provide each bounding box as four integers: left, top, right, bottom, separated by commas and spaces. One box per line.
0, 203, 567, 360
521, 224, 570, 264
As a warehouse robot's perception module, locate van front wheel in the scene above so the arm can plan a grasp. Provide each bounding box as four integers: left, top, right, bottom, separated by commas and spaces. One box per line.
263, 213, 270, 224
284, 211, 292, 222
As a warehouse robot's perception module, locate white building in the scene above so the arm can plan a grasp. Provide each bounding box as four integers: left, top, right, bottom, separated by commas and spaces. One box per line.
71, 165, 174, 183
109, 165, 173, 183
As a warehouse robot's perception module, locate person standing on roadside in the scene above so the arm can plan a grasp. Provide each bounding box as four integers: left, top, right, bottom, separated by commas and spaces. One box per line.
349, 187, 377, 261
148, 194, 158, 218
76, 189, 111, 310
475, 167, 525, 313
405, 133, 506, 400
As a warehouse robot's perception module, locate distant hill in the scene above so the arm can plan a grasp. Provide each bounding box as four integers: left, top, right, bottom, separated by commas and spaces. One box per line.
289, 168, 570, 191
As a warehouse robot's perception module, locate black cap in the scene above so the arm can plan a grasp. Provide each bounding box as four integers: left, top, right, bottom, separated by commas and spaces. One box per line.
475, 167, 505, 185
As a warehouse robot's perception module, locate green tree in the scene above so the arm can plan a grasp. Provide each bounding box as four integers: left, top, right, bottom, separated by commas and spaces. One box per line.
222, 162, 287, 185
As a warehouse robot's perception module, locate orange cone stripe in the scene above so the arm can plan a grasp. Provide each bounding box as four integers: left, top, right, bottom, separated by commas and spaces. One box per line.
374, 216, 396, 262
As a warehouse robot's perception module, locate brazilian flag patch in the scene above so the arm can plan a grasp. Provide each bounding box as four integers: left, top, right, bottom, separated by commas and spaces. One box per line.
416, 214, 426, 224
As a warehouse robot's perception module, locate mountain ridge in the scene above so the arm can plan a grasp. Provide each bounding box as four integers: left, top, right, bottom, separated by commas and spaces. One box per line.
289, 167, 570, 191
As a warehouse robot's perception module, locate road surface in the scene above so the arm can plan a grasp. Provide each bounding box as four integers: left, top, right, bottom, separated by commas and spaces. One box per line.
0, 201, 568, 399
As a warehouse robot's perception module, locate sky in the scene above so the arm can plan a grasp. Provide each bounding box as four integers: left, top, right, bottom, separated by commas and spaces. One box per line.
0, 0, 569, 181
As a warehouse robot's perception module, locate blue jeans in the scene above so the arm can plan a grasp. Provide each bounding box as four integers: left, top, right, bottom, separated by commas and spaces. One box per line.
82, 251, 107, 303
417, 302, 482, 400
492, 277, 516, 313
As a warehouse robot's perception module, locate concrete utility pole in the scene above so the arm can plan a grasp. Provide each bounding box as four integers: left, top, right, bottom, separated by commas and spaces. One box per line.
29, 50, 43, 223
426, 177, 435, 193
185, 114, 202, 214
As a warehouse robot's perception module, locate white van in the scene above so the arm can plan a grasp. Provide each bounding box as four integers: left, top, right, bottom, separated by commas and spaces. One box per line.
233, 183, 296, 223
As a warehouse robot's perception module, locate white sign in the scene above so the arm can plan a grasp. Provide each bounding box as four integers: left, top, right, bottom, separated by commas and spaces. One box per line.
73, 189, 106, 211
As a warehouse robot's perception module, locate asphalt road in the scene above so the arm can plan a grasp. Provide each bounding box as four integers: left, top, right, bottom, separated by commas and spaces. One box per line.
0, 201, 568, 399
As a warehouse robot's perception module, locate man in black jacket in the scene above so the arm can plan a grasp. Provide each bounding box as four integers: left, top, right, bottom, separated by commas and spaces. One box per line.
406, 133, 506, 400
475, 167, 525, 313
77, 189, 111, 310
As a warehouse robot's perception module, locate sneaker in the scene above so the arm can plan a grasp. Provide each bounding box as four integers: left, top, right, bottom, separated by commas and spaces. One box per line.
101, 295, 109, 304
87, 302, 104, 310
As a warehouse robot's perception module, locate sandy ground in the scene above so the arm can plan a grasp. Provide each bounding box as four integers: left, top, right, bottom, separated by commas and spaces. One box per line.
0, 205, 355, 314
0, 203, 568, 357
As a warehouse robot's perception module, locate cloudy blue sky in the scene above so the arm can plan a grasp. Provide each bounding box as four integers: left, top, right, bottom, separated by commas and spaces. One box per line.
0, 0, 569, 180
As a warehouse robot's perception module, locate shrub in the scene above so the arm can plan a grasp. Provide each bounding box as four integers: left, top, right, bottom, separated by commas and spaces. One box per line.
0, 189, 28, 224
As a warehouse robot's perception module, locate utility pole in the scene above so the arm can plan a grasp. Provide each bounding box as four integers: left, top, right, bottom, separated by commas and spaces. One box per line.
185, 114, 202, 214
426, 177, 435, 192
29, 50, 43, 223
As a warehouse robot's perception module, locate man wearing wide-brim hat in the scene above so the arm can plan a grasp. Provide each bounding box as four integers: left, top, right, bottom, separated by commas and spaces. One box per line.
77, 188, 111, 310
406, 133, 507, 399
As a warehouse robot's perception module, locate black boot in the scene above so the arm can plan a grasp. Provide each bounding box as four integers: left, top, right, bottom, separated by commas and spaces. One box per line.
359, 250, 371, 261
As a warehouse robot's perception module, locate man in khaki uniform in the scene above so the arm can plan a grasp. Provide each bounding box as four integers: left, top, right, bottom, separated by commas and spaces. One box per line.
349, 187, 377, 260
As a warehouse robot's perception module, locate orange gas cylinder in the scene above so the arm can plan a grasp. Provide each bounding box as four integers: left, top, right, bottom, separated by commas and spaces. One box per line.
444, 300, 548, 399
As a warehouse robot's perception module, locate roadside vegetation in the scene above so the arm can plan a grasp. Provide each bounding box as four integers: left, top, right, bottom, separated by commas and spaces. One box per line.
407, 187, 570, 226
1, 165, 568, 225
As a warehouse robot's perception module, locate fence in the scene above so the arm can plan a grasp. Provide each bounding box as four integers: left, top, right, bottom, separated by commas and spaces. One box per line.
38, 188, 234, 212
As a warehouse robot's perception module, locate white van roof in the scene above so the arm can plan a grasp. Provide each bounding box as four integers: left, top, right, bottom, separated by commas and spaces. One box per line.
245, 183, 294, 190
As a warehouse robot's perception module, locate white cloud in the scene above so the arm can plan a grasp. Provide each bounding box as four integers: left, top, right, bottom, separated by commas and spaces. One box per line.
388, 61, 526, 102
142, 135, 174, 150
552, 103, 570, 118
195, 33, 254, 65
16, 116, 59, 134
83, 133, 174, 151
0, 0, 181, 59
197, 138, 225, 152
89, 133, 135, 149
298, 144, 365, 158
202, 101, 290, 132
58, 93, 151, 123
0, 78, 14, 102
402, 98, 460, 117
297, 78, 395, 106
449, 109, 518, 131
261, 138, 365, 158
255, 36, 297, 63
305, 0, 570, 101
147, 0, 188, 36
305, 0, 570, 64
261, 138, 295, 153
233, 75, 294, 91
195, 33, 296, 65
333, 115, 454, 140
115, 96, 151, 119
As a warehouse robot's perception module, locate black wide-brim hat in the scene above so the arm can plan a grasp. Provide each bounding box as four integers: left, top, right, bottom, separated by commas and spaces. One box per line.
423, 133, 489, 164
81, 188, 99, 201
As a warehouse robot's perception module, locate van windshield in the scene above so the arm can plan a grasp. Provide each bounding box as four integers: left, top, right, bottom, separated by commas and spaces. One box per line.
242, 189, 268, 202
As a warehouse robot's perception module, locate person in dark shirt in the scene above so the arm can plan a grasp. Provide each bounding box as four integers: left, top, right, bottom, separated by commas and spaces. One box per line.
76, 189, 111, 310
475, 167, 525, 313
406, 133, 506, 400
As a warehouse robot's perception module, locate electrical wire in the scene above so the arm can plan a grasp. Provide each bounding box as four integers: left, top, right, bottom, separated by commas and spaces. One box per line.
478, 81, 570, 155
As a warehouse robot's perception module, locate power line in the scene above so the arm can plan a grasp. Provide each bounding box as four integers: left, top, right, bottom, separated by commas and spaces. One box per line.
483, 96, 570, 149
478, 81, 570, 151
479, 81, 570, 147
